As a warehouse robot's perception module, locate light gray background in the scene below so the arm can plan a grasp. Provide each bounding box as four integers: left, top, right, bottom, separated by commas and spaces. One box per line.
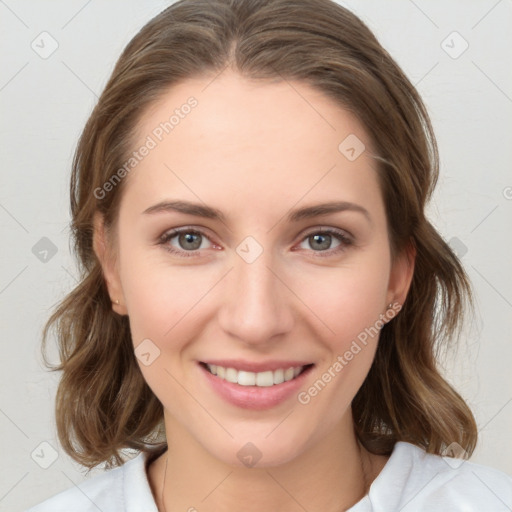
1, 0, 511, 510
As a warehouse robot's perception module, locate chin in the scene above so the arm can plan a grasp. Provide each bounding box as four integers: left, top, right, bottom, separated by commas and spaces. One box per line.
200, 423, 317, 469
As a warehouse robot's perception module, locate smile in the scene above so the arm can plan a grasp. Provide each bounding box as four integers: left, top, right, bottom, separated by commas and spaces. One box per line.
198, 360, 315, 410
203, 363, 310, 387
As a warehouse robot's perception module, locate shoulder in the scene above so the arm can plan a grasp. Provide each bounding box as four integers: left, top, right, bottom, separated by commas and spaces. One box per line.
398, 442, 512, 510
25, 450, 159, 512
25, 464, 124, 512
352, 441, 512, 512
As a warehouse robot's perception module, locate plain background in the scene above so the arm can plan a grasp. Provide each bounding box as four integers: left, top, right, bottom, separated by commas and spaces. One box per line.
1, 0, 511, 510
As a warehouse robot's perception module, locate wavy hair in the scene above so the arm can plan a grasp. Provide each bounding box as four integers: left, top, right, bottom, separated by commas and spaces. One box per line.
41, 0, 477, 470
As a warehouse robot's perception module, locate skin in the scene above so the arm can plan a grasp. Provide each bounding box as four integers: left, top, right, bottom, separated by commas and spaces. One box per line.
93, 70, 415, 512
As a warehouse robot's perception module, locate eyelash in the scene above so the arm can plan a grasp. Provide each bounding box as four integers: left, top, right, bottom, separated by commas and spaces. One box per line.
158, 226, 353, 259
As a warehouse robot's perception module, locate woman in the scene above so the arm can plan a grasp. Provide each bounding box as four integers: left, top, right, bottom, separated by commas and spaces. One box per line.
27, 0, 512, 510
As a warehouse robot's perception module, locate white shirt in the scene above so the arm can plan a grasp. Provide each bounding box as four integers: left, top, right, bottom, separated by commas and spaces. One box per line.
26, 441, 512, 511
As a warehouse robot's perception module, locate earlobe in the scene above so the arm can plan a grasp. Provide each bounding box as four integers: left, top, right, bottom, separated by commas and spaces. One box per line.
92, 212, 127, 315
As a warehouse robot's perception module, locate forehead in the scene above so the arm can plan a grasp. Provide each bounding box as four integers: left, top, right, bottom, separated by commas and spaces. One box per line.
120, 71, 384, 222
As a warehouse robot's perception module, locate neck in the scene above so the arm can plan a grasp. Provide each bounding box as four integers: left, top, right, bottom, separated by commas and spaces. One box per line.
148, 415, 386, 512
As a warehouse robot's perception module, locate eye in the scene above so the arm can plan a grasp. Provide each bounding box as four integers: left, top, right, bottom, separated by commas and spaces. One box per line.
158, 227, 217, 257
296, 228, 353, 256
157, 226, 353, 258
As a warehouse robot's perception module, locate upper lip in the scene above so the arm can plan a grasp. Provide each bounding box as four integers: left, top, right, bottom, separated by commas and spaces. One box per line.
200, 359, 314, 373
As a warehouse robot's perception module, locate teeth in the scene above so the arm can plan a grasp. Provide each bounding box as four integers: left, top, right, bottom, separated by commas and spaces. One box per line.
273, 368, 284, 384
238, 370, 256, 386
206, 364, 305, 387
256, 371, 274, 387
284, 367, 294, 380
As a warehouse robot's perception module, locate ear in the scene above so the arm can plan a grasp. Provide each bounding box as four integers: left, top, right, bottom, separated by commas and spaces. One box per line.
92, 211, 127, 315
385, 239, 416, 317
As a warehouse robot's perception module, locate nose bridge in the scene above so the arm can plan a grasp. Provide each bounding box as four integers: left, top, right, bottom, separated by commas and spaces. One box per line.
218, 241, 293, 344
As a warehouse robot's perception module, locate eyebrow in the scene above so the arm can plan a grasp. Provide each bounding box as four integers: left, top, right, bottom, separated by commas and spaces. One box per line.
142, 199, 372, 224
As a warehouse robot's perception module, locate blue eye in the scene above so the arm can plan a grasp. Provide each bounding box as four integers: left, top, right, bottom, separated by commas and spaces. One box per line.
159, 228, 214, 257
158, 226, 353, 258
297, 228, 353, 256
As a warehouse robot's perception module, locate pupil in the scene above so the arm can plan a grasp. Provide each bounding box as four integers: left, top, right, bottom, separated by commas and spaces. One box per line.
310, 234, 331, 251
179, 232, 201, 250
176, 233, 332, 251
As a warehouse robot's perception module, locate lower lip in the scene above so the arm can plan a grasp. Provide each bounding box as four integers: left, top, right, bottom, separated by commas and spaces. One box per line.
199, 363, 313, 410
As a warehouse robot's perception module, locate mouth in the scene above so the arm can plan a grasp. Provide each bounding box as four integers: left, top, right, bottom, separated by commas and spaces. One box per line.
198, 361, 315, 410
200, 362, 314, 387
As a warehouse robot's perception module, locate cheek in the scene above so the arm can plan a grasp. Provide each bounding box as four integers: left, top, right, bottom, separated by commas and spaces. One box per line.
119, 243, 211, 344
121, 259, 213, 413
294, 260, 389, 424
294, 251, 390, 348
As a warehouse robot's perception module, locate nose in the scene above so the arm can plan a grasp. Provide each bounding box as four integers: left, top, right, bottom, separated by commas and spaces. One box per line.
217, 246, 294, 346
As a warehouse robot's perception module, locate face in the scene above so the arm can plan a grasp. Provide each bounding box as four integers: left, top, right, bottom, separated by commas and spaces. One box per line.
95, 70, 413, 468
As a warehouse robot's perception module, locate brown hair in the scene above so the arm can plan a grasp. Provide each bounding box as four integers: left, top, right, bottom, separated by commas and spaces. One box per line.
41, 0, 477, 471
